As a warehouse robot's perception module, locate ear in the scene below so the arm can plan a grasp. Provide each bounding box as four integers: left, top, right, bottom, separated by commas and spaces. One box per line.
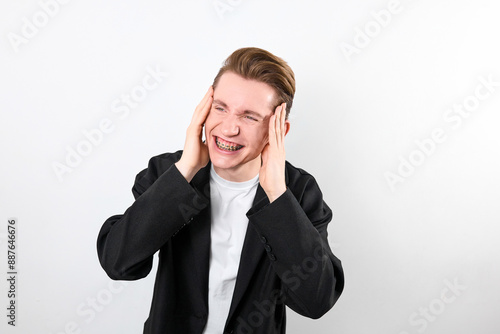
284, 120, 291, 136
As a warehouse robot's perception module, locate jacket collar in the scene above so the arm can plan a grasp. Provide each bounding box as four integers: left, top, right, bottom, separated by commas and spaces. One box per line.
192, 159, 290, 189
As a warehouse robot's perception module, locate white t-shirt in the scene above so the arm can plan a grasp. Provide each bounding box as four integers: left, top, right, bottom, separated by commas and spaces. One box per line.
202, 164, 259, 334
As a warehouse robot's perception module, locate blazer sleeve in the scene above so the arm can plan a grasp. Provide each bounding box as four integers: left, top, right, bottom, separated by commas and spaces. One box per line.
246, 171, 344, 319
96, 153, 209, 280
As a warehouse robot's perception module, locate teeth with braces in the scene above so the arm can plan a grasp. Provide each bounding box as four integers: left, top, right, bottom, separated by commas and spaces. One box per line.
216, 138, 243, 151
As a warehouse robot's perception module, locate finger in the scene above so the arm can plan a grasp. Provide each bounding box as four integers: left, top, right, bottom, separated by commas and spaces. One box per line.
279, 103, 286, 145
274, 104, 283, 147
193, 86, 213, 119
192, 86, 213, 125
275, 105, 281, 135
281, 103, 286, 133
268, 114, 277, 148
194, 87, 211, 114
200, 87, 214, 116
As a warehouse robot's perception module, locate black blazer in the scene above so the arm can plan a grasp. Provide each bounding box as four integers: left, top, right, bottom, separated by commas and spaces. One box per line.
97, 151, 344, 334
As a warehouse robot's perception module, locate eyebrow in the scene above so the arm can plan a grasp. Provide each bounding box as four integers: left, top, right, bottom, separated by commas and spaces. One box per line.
213, 99, 266, 119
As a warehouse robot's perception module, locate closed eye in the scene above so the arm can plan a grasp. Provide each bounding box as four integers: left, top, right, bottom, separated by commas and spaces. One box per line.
245, 115, 258, 121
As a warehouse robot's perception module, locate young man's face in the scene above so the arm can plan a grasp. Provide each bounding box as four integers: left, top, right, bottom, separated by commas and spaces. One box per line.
204, 71, 277, 181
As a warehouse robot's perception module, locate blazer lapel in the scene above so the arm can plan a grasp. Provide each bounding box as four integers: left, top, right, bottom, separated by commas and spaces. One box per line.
226, 184, 268, 322
187, 162, 212, 312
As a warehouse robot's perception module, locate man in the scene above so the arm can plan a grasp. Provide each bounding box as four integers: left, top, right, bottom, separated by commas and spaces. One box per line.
97, 47, 344, 334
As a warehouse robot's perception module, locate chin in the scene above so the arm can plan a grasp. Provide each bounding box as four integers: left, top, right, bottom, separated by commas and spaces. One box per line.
209, 151, 243, 170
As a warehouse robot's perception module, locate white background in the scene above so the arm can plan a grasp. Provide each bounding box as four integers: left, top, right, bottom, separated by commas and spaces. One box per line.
1, 0, 499, 333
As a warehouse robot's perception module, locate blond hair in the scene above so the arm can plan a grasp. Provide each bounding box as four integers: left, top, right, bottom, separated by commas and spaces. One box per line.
213, 47, 295, 119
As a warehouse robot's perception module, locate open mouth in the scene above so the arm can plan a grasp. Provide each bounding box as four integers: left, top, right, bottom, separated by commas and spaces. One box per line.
215, 136, 244, 152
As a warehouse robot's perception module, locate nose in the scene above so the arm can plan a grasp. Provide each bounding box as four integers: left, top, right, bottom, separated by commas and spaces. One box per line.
220, 116, 240, 137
